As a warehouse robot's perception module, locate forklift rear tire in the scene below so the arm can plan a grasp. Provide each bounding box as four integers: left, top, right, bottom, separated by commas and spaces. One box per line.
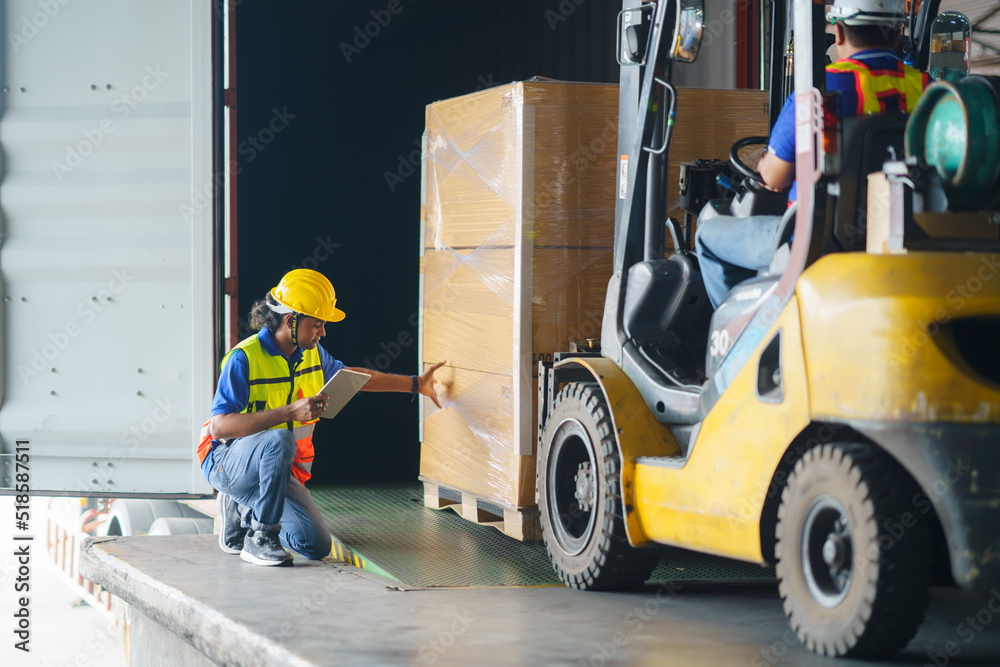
776, 442, 932, 658
538, 382, 657, 590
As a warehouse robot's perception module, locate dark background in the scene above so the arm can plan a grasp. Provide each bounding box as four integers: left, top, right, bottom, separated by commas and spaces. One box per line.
234, 1, 620, 484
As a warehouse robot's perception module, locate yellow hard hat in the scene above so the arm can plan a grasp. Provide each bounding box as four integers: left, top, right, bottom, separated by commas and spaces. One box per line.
270, 269, 346, 323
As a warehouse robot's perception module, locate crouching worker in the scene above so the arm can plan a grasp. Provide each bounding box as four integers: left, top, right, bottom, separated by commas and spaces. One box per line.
196, 269, 444, 566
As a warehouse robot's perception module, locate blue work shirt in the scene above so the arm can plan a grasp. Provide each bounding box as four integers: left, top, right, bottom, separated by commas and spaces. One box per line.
767, 49, 908, 201
201, 327, 346, 476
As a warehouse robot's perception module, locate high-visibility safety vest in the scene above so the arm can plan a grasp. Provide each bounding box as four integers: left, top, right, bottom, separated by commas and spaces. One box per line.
825, 58, 927, 116
197, 334, 325, 484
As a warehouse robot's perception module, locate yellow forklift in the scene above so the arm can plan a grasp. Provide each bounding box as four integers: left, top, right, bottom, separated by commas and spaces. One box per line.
536, 0, 1000, 657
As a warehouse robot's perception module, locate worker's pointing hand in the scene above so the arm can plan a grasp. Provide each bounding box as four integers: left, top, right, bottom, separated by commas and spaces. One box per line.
419, 361, 447, 409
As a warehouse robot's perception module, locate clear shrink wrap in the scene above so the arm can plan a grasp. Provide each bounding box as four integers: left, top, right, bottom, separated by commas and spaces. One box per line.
418, 81, 617, 513
417, 83, 771, 518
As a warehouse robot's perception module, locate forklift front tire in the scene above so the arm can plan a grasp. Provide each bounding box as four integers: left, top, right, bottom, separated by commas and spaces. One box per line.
776, 442, 932, 658
537, 382, 657, 590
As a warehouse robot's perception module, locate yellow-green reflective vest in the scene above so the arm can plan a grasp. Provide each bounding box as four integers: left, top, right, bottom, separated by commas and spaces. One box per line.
197, 334, 325, 484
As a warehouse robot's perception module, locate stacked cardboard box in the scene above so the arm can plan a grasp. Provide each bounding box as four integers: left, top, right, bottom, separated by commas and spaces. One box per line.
418, 81, 618, 530
659, 88, 771, 253
665, 88, 771, 211
417, 83, 771, 537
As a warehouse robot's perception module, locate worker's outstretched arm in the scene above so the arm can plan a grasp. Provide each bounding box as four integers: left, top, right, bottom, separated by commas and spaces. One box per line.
211, 397, 327, 440
348, 360, 446, 408
758, 151, 795, 192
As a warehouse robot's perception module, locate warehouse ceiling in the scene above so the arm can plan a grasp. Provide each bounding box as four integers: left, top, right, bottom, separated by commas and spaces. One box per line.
940, 0, 1000, 73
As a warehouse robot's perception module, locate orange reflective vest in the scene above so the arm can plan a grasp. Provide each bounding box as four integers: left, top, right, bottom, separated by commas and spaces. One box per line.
197, 334, 325, 484
825, 57, 927, 115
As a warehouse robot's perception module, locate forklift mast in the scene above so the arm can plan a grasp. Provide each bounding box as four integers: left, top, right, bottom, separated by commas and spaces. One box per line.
598, 0, 890, 421
604, 0, 678, 367
612, 0, 791, 273
612, 0, 675, 275
595, 0, 948, 412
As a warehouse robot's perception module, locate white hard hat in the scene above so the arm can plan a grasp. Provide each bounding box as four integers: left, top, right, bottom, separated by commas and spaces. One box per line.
828, 0, 907, 26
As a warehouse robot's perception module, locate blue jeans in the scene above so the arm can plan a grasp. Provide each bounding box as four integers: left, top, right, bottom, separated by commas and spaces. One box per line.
694, 213, 783, 308
205, 429, 333, 560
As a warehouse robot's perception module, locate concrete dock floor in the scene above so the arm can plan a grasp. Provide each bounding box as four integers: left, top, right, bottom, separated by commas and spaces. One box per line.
80, 534, 1000, 667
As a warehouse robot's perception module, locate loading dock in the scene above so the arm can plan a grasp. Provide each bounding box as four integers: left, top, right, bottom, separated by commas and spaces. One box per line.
81, 484, 1000, 666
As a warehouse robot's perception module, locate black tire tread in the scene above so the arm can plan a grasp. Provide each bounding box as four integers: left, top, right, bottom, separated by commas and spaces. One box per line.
538, 382, 658, 591
776, 442, 932, 658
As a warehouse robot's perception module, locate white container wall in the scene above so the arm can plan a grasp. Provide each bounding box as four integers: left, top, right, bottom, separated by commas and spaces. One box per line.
0, 0, 215, 496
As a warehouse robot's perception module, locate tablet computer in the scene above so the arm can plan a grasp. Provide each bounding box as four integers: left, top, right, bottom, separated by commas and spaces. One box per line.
317, 368, 371, 419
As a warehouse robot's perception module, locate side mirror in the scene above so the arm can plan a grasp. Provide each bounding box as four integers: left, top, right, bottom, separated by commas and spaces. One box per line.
670, 0, 704, 63
929, 11, 972, 77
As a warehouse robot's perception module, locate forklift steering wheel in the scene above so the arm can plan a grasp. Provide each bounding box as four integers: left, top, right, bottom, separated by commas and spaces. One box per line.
730, 136, 771, 192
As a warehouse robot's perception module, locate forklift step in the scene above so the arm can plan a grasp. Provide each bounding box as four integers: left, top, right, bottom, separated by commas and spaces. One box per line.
419, 477, 541, 541
637, 454, 689, 469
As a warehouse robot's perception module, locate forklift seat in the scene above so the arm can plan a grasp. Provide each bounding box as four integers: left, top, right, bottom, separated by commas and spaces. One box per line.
623, 253, 712, 352
764, 113, 908, 272
833, 113, 908, 250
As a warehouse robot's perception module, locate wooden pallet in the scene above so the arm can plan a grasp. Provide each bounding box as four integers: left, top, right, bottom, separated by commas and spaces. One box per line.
420, 477, 541, 541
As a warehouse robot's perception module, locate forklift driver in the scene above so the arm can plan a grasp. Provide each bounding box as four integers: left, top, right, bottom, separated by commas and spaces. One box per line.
695, 0, 928, 308
196, 269, 445, 566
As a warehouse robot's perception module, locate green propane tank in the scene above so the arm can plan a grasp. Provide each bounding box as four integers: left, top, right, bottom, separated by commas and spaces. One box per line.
905, 76, 1000, 209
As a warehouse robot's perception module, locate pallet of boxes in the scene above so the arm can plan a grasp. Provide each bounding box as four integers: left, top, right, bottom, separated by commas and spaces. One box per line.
417, 80, 618, 540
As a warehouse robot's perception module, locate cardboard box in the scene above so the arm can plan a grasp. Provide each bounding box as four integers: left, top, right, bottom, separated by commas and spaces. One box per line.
417, 83, 771, 517
667, 88, 772, 215
421, 246, 610, 374
419, 81, 618, 513
419, 365, 537, 507
422, 81, 619, 250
